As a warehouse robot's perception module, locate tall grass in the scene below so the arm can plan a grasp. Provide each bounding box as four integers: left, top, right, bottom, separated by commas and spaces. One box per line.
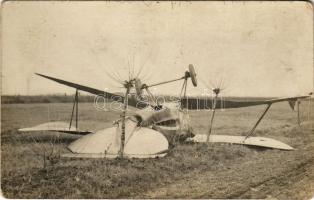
1, 101, 314, 198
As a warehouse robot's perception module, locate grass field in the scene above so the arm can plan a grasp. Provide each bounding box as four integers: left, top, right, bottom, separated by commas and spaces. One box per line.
1, 101, 314, 199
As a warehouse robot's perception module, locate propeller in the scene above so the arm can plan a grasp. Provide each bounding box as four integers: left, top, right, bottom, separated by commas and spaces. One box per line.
108, 56, 151, 158
201, 74, 229, 144
109, 63, 198, 157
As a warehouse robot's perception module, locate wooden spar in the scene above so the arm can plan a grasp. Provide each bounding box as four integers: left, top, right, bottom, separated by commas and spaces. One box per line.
176, 78, 189, 144
206, 93, 218, 143
143, 65, 197, 89
69, 95, 75, 129
244, 103, 272, 140
69, 89, 79, 130
179, 78, 188, 109
76, 91, 79, 129
183, 78, 188, 98
119, 83, 131, 158
179, 79, 186, 98
308, 96, 312, 129
144, 76, 185, 89
297, 100, 300, 126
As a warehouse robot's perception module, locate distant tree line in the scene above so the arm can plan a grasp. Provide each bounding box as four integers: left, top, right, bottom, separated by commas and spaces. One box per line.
1, 94, 95, 104
2, 94, 279, 104
1, 94, 179, 104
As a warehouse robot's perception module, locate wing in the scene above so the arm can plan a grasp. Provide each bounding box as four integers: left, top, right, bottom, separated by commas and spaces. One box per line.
18, 122, 92, 135
181, 95, 310, 110
35, 73, 148, 109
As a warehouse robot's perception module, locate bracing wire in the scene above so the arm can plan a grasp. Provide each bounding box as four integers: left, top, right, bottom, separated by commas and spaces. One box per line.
89, 48, 124, 85
141, 70, 154, 83
135, 50, 152, 79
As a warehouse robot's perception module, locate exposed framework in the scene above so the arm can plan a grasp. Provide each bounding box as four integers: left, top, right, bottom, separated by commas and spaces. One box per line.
244, 103, 272, 140
204, 89, 306, 143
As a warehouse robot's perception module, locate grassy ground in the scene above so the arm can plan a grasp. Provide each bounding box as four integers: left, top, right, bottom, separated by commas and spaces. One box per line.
1, 101, 314, 199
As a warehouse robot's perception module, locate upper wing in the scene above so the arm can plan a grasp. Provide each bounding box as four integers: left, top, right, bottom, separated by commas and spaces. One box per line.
35, 73, 148, 109
181, 95, 310, 110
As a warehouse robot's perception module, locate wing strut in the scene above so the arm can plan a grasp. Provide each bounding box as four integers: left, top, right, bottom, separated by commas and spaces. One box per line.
69, 89, 79, 130
179, 72, 189, 107
244, 103, 272, 140
297, 100, 301, 126
175, 75, 189, 144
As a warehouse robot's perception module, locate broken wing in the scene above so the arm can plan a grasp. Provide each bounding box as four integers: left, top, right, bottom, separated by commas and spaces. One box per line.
35, 73, 149, 109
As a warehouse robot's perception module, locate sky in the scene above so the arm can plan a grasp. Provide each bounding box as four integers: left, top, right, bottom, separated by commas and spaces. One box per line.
2, 1, 313, 97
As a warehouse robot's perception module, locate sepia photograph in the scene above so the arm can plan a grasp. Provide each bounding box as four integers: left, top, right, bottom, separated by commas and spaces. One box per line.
1, 1, 314, 199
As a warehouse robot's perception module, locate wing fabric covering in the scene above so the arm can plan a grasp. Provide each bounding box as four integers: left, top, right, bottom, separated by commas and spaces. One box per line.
189, 134, 293, 150
35, 73, 148, 109
18, 122, 91, 135
181, 95, 309, 110
19, 107, 171, 158
66, 119, 169, 158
